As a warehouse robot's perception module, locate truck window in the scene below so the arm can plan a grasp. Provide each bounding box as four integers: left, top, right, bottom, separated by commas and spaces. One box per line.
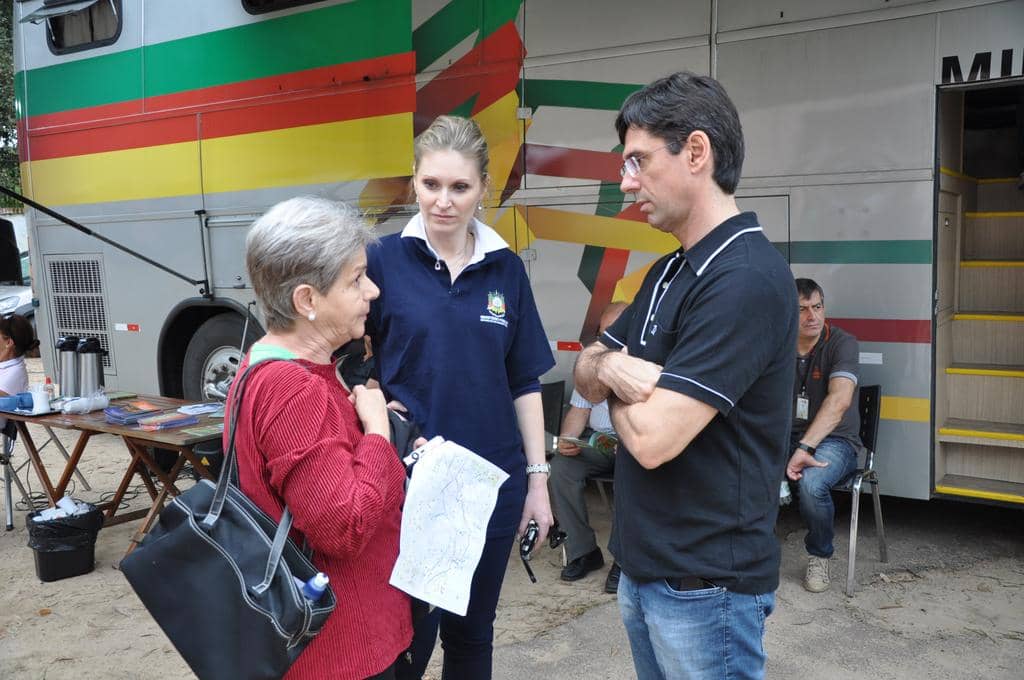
242, 0, 329, 15
20, 0, 122, 55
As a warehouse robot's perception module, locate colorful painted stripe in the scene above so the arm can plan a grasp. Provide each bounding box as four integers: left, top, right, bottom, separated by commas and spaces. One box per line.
522, 79, 643, 112
880, 396, 930, 423
23, 113, 413, 205
782, 240, 931, 265
829, 318, 931, 344
19, 0, 411, 120
525, 144, 620, 182
965, 212, 1024, 218
26, 65, 416, 162
411, 0, 521, 73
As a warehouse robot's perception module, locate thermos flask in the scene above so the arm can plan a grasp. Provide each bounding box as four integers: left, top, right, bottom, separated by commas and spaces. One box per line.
76, 337, 105, 396
56, 335, 80, 398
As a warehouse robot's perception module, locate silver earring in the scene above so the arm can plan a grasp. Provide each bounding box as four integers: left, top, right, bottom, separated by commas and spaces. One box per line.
307, 311, 316, 322
477, 204, 483, 212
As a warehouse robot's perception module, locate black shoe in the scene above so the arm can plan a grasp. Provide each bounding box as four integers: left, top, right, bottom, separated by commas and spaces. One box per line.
604, 562, 621, 594
560, 547, 604, 581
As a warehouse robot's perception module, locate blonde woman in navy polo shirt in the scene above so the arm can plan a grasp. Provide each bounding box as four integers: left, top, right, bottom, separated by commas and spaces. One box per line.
366, 115, 556, 680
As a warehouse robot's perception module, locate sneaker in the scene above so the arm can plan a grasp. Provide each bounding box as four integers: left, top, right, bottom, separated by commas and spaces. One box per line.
604, 562, 621, 594
560, 547, 605, 581
804, 555, 831, 593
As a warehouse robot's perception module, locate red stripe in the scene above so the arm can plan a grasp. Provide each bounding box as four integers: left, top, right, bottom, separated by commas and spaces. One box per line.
415, 22, 522, 135
579, 248, 631, 342
830, 318, 931, 344
26, 53, 414, 130
26, 77, 415, 161
556, 341, 583, 352
524, 144, 621, 182
24, 54, 416, 161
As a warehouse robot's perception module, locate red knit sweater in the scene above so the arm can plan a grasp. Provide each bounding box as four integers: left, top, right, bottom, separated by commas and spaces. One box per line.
225, 358, 411, 679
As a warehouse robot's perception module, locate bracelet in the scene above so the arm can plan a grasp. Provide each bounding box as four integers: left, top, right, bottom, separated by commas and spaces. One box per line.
526, 463, 551, 475
797, 442, 816, 455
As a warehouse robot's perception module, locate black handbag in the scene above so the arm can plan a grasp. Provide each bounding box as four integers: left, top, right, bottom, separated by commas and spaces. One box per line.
121, 363, 336, 680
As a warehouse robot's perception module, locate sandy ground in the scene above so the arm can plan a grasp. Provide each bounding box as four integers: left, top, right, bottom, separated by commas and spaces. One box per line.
1, 360, 1022, 679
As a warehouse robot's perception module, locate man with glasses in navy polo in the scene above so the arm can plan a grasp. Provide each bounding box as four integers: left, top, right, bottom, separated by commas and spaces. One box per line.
574, 72, 797, 680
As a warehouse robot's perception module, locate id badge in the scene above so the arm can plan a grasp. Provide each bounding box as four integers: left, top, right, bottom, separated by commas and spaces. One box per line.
795, 396, 809, 421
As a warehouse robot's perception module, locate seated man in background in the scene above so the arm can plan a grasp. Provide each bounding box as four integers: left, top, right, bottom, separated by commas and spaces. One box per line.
786, 278, 862, 593
549, 302, 626, 592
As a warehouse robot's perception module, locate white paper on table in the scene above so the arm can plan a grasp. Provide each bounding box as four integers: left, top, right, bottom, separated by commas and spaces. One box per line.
389, 439, 509, 616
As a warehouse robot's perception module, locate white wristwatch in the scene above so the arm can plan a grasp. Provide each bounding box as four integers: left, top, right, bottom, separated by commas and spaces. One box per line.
526, 463, 551, 475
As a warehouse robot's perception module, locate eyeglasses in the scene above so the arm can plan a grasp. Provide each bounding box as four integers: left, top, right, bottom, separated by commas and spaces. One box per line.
519, 519, 568, 583
620, 140, 682, 178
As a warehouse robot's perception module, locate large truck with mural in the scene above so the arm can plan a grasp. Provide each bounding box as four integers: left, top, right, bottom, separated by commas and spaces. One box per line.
11, 0, 1024, 505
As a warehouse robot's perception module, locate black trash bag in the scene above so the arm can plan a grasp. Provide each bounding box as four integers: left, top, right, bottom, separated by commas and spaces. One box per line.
26, 503, 103, 552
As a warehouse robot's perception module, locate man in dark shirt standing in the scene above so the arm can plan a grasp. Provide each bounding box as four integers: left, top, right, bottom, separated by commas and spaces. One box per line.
785, 278, 861, 593
574, 72, 797, 680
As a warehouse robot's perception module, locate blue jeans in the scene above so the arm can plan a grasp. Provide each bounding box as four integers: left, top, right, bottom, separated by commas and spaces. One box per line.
795, 436, 858, 558
618, 571, 775, 680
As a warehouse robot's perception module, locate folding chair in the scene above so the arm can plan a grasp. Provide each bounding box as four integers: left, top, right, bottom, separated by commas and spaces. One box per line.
2, 421, 30, 530
834, 384, 888, 596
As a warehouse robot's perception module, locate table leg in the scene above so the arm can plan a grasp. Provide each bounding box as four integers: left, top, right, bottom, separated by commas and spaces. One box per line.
16, 422, 57, 505
124, 453, 187, 558
52, 431, 94, 499
43, 426, 92, 491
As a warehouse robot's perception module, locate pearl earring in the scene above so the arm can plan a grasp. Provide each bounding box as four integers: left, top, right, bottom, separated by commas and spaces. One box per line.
477, 204, 483, 212
308, 311, 316, 322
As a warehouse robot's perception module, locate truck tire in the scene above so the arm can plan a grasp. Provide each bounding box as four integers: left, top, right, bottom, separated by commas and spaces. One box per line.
182, 313, 258, 402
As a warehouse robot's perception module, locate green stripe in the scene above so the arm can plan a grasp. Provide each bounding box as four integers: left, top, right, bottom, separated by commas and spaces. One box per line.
523, 79, 643, 112
577, 246, 604, 294
413, 0, 522, 73
22, 0, 410, 118
779, 240, 932, 264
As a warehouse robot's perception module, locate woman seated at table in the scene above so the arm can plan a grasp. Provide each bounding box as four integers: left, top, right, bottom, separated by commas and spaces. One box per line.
0, 314, 38, 397
226, 196, 411, 680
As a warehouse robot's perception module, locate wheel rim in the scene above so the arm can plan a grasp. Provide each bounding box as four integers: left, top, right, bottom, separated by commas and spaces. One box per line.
200, 345, 242, 400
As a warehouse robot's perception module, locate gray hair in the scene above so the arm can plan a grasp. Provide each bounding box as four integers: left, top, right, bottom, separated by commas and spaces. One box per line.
413, 115, 489, 180
246, 196, 376, 331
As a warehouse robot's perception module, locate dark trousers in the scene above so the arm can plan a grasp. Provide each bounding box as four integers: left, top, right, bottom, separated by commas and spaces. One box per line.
395, 533, 516, 680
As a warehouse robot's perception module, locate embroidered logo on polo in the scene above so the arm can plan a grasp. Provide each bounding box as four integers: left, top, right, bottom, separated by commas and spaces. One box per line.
481, 290, 508, 327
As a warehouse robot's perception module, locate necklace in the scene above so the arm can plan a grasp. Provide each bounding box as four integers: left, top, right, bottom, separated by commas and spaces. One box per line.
432, 229, 475, 273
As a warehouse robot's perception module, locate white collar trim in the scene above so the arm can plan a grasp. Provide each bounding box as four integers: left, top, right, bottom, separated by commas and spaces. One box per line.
400, 213, 508, 265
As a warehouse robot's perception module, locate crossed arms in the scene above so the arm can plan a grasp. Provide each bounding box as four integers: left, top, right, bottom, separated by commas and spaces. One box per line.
573, 344, 716, 469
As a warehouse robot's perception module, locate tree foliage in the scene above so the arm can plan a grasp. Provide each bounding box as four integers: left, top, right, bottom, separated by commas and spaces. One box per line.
0, 2, 19, 208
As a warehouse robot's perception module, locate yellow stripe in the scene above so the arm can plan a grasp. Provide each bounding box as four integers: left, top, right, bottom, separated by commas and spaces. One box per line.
614, 261, 655, 303
202, 113, 412, 194
977, 177, 1018, 184
946, 367, 1024, 378
954, 313, 1024, 322
25, 142, 203, 205
880, 396, 929, 423
24, 115, 414, 205
525, 206, 678, 253
939, 167, 975, 182
938, 427, 1024, 442
959, 260, 1024, 268
965, 211, 1024, 218
934, 485, 1024, 504
475, 91, 526, 231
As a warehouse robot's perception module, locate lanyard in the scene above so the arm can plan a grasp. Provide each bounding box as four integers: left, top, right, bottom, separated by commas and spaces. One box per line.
797, 334, 825, 397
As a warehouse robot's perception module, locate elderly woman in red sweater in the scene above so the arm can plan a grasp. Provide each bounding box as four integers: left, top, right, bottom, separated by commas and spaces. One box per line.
226, 196, 411, 679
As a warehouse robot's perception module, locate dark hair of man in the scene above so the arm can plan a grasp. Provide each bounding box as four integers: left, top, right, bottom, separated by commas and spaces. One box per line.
615, 71, 745, 195
795, 278, 825, 303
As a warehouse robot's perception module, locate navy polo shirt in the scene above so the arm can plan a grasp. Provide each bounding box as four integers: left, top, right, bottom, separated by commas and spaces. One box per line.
366, 215, 555, 536
602, 211, 797, 594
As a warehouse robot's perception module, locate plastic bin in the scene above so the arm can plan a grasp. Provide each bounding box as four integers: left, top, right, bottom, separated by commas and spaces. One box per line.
26, 502, 103, 582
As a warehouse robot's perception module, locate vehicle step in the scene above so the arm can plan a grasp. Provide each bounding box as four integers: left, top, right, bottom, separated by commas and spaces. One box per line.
935, 474, 1024, 505
976, 181, 1024, 212
938, 418, 1024, 448
963, 212, 1024, 261
946, 367, 1024, 424
958, 263, 1024, 313
952, 314, 1024, 365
